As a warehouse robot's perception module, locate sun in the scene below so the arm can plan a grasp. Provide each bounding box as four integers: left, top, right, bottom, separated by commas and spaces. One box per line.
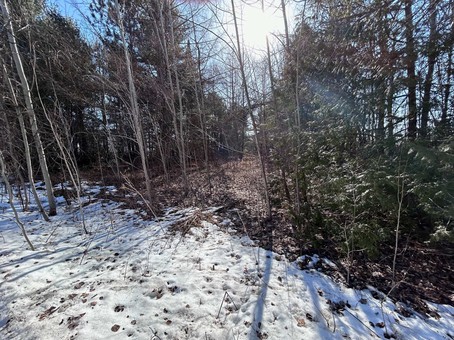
240, 1, 284, 51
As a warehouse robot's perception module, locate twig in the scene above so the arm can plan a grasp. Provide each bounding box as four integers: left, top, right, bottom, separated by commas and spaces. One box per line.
79, 223, 103, 265
380, 299, 389, 337
45, 222, 61, 244
149, 326, 162, 340
344, 309, 381, 338
122, 174, 157, 219
316, 304, 330, 330
236, 210, 249, 238
216, 291, 228, 319
227, 291, 238, 311
123, 253, 132, 280
332, 310, 336, 333
216, 291, 238, 319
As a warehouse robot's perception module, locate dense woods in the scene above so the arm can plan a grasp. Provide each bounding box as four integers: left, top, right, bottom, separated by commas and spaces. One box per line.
1, 0, 453, 299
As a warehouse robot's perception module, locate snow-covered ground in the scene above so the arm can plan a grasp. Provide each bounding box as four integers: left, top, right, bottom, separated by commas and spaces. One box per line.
0, 183, 453, 340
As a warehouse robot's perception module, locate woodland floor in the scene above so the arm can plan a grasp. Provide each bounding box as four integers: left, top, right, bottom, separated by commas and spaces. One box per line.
1, 161, 453, 340
87, 157, 454, 317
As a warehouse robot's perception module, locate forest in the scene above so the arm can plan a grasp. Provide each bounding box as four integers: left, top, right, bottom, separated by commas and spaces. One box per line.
0, 0, 453, 339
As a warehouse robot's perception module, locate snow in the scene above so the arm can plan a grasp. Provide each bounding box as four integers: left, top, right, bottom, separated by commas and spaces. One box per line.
1, 184, 453, 340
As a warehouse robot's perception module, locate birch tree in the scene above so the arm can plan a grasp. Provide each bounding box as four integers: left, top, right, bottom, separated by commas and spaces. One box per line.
2, 63, 49, 221
0, 0, 56, 216
113, 0, 153, 202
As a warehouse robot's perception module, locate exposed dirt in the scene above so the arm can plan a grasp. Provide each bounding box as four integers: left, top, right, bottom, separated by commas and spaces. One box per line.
83, 157, 454, 316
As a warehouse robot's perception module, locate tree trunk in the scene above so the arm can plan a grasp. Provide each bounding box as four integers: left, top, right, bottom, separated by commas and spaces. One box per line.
190, 7, 209, 171
2, 64, 49, 220
440, 33, 452, 128
114, 0, 153, 202
386, 77, 395, 140
377, 81, 386, 143
167, 1, 188, 189
154, 1, 187, 188
0, 151, 35, 250
404, 0, 417, 139
281, 0, 290, 52
420, 0, 438, 138
0, 0, 57, 216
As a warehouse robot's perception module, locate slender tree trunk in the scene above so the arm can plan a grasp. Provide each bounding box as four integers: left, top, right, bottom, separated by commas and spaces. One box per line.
404, 0, 418, 139
18, 173, 28, 212
293, 49, 303, 218
190, 8, 209, 171
154, 1, 187, 187
2, 64, 48, 219
31, 48, 88, 233
0, 0, 56, 216
441, 47, 452, 127
36, 92, 89, 234
392, 172, 405, 284
281, 0, 290, 52
420, 0, 438, 138
377, 80, 386, 143
0, 151, 35, 250
114, 0, 153, 202
386, 77, 395, 140
167, 1, 188, 189
377, 10, 388, 144
100, 76, 121, 179
231, 0, 271, 217
152, 117, 169, 180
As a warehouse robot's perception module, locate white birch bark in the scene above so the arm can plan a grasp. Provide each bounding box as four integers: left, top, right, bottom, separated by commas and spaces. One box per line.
2, 63, 49, 221
0, 0, 57, 216
114, 0, 153, 202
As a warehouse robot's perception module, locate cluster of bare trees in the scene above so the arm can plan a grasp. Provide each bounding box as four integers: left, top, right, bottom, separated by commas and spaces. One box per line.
0, 0, 275, 218
0, 0, 452, 250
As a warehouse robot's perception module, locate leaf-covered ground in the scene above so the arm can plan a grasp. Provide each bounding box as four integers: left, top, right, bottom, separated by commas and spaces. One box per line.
148, 158, 454, 314
0, 183, 453, 339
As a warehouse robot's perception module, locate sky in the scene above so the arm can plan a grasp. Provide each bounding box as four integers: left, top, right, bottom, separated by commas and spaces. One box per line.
48, 0, 296, 53
50, 0, 89, 21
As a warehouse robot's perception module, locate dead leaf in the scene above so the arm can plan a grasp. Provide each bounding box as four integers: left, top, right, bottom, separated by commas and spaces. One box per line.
74, 282, 85, 289
38, 306, 58, 321
297, 318, 305, 327
67, 313, 85, 330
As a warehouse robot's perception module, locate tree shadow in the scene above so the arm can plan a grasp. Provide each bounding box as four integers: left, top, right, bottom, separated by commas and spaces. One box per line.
249, 219, 274, 340
249, 248, 273, 339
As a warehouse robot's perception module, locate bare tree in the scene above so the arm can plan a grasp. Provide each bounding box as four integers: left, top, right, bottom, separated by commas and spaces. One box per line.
113, 0, 153, 202
404, 0, 418, 139
153, 0, 188, 188
0, 151, 35, 250
1, 63, 49, 221
420, 0, 439, 138
167, 1, 188, 188
0, 0, 57, 216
